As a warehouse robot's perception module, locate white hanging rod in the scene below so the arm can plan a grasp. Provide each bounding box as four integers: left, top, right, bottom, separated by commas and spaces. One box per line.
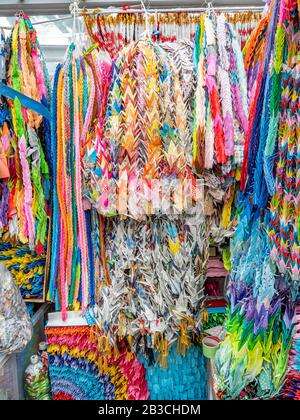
34, 5, 265, 25
0, 0, 266, 17
81, 6, 264, 15
0, 5, 264, 31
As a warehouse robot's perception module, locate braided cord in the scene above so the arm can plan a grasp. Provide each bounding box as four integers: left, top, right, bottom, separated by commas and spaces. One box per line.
48, 65, 61, 302
68, 57, 78, 306
56, 68, 67, 317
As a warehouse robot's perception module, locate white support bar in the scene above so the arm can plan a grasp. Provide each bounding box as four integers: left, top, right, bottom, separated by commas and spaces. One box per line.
47, 311, 88, 327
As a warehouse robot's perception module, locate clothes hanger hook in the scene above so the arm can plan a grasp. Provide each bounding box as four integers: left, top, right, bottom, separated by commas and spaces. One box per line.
140, 0, 151, 39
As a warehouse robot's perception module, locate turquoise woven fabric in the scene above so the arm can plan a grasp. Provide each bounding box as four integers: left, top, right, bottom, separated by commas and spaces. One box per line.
138, 345, 207, 400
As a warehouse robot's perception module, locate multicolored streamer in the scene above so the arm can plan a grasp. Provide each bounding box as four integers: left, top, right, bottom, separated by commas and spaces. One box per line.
46, 325, 207, 400
277, 302, 300, 399
193, 13, 248, 174
48, 45, 106, 317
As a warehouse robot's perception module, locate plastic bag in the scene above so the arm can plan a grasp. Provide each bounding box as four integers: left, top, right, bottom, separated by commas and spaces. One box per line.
0, 263, 32, 354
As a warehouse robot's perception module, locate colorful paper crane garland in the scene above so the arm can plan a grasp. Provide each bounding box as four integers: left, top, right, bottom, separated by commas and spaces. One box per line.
215, 220, 296, 399
46, 324, 208, 400
48, 45, 111, 317
84, 38, 197, 218
0, 15, 50, 300
82, 31, 244, 354
276, 302, 300, 400
83, 10, 262, 57
49, 13, 248, 364
266, 5, 300, 280
83, 29, 244, 221
93, 215, 209, 355
193, 12, 248, 174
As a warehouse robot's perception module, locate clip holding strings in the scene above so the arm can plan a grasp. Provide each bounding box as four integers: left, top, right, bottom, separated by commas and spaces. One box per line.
206, 1, 217, 20
70, 0, 81, 54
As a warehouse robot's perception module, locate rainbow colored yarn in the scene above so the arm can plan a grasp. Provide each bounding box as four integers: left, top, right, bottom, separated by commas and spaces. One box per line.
46, 326, 149, 400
